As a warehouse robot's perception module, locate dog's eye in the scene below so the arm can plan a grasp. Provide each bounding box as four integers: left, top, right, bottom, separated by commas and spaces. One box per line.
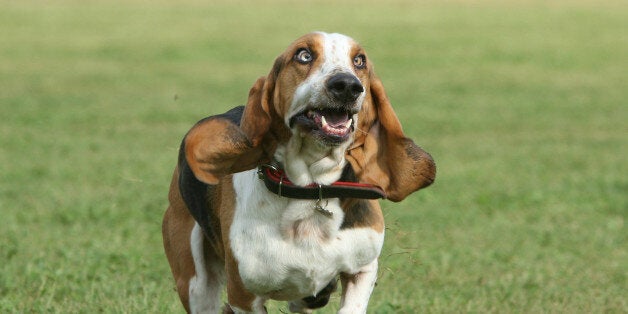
353, 54, 366, 69
294, 48, 313, 64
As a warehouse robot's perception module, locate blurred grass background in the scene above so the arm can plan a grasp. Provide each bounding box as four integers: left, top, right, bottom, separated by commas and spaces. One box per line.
0, 0, 626, 312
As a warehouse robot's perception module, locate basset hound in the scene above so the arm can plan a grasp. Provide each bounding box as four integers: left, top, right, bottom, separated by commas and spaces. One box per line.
162, 32, 436, 313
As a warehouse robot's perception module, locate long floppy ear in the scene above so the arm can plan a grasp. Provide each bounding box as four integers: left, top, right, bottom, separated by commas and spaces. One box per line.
184, 62, 280, 184
240, 76, 272, 147
347, 74, 436, 202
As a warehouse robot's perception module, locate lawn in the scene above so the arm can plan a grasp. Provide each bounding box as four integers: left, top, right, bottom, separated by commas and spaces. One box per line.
0, 0, 626, 313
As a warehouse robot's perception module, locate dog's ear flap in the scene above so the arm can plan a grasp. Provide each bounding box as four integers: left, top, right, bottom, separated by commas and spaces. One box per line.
183, 110, 264, 185
347, 74, 436, 202
184, 57, 283, 185
240, 76, 272, 147
241, 55, 285, 147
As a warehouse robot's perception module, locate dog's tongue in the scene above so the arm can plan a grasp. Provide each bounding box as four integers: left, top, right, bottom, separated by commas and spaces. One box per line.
317, 110, 352, 137
322, 110, 350, 127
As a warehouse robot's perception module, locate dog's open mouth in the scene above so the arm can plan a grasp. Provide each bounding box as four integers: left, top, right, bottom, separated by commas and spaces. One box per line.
289, 108, 355, 144
309, 109, 353, 137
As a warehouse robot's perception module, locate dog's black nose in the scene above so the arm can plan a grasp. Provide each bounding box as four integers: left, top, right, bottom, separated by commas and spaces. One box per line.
326, 73, 364, 103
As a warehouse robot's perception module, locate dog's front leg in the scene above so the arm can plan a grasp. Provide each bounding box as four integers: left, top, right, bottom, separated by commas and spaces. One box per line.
338, 259, 378, 314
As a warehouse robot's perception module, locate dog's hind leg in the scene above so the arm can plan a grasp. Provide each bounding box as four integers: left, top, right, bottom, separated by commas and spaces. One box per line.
189, 223, 226, 314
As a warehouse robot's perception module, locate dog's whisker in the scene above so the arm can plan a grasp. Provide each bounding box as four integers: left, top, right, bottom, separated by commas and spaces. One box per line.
354, 126, 368, 135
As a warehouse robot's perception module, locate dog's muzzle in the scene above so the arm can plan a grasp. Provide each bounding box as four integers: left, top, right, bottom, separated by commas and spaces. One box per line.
288, 73, 364, 145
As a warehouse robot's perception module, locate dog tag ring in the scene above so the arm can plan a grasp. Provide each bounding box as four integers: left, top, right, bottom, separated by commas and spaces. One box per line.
315, 184, 332, 217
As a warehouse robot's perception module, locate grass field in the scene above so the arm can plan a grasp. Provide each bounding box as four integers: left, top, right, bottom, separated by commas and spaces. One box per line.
1, 0, 626, 313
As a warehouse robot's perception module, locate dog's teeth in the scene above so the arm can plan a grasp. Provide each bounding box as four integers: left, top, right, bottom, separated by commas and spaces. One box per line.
321, 116, 328, 128
344, 119, 353, 129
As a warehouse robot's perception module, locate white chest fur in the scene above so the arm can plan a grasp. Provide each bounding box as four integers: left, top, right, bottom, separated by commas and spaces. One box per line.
230, 169, 384, 300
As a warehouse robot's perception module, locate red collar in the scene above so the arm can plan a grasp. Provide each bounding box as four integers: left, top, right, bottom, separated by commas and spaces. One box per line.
257, 164, 386, 200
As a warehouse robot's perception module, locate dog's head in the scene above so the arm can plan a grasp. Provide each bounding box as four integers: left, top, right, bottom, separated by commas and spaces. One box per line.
240, 32, 369, 148
186, 32, 435, 201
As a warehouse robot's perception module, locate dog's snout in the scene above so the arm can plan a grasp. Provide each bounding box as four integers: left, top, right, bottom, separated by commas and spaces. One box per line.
326, 73, 364, 103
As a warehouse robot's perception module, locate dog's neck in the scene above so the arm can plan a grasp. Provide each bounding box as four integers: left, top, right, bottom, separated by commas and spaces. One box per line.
274, 134, 352, 187
273, 134, 351, 244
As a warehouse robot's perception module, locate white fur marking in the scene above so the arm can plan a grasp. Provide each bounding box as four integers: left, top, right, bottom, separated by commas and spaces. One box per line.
279, 136, 349, 186
189, 223, 223, 314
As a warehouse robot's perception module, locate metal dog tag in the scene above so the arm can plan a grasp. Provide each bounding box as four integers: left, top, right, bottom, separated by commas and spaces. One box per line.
315, 184, 332, 217
315, 200, 333, 217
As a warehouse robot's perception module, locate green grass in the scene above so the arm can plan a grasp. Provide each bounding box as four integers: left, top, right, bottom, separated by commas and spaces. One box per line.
1, 0, 626, 312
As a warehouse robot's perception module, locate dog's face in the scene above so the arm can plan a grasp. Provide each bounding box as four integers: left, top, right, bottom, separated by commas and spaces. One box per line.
272, 32, 370, 146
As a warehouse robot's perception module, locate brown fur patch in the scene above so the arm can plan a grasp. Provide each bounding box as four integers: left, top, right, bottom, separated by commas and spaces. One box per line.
162, 167, 197, 313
